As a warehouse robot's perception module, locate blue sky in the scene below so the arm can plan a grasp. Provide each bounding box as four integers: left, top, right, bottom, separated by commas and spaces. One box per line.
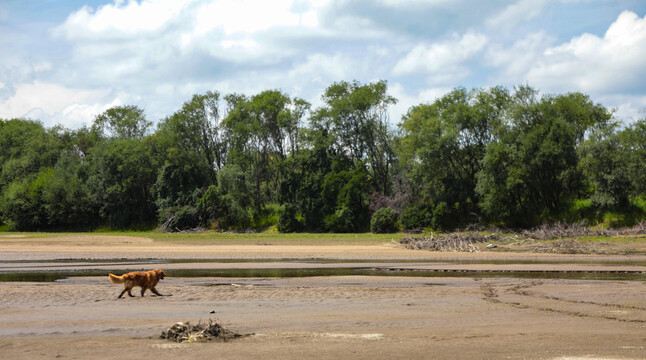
1, 0, 646, 128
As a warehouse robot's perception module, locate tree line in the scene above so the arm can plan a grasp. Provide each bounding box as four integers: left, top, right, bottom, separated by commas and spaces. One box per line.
1, 81, 644, 232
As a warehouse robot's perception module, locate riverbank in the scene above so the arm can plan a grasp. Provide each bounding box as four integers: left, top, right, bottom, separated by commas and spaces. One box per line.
0, 234, 645, 359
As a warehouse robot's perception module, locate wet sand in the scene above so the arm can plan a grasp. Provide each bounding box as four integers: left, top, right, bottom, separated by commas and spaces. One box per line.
0, 235, 645, 359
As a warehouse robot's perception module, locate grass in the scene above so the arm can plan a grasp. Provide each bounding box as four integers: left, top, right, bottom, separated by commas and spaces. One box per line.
0, 230, 405, 245
145, 231, 404, 245
572, 234, 646, 243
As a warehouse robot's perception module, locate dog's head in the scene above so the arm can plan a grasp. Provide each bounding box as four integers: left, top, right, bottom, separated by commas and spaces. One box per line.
155, 269, 165, 280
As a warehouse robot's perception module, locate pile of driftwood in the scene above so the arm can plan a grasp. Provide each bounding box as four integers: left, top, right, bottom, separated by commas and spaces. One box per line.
401, 232, 498, 252
521, 221, 646, 240
160, 319, 244, 343
400, 221, 646, 253
529, 239, 596, 254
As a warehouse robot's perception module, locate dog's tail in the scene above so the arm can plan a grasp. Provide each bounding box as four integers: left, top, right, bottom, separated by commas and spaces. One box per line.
109, 273, 125, 284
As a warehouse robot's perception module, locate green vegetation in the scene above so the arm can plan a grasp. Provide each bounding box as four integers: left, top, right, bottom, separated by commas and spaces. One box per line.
370, 207, 399, 233
1, 81, 645, 233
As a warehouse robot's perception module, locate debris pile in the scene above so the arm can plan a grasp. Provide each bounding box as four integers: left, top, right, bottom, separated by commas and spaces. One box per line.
160, 319, 244, 343
521, 221, 646, 240
401, 232, 498, 252
529, 239, 599, 254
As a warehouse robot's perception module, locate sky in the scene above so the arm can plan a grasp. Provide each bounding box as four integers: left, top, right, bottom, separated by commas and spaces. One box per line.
1, 0, 646, 129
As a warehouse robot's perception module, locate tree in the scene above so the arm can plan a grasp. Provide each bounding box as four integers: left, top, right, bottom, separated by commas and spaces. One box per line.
40, 150, 95, 228
476, 87, 612, 225
398, 87, 509, 229
580, 124, 631, 211
157, 91, 225, 185
92, 105, 152, 139
223, 90, 309, 216
85, 138, 157, 228
619, 119, 646, 197
318, 80, 397, 195
0, 119, 62, 192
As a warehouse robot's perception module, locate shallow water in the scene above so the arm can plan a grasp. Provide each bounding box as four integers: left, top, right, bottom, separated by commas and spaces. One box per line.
1, 266, 644, 282
2, 257, 646, 266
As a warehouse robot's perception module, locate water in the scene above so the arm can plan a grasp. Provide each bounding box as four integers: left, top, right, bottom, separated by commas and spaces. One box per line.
1, 266, 644, 282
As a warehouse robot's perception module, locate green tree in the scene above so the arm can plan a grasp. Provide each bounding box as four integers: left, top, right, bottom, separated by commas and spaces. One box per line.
40, 150, 95, 228
157, 91, 225, 185
318, 80, 397, 195
398, 87, 509, 229
85, 138, 157, 228
0, 169, 51, 230
580, 123, 631, 211
0, 119, 62, 191
619, 119, 646, 197
92, 105, 152, 139
223, 90, 309, 218
476, 87, 612, 225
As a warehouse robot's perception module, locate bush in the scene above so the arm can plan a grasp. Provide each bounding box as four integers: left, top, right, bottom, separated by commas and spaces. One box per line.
370, 207, 399, 233
158, 205, 201, 232
277, 204, 300, 233
323, 207, 356, 233
400, 203, 430, 231
197, 185, 251, 231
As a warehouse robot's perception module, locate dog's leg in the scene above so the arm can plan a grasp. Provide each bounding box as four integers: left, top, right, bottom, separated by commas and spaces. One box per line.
150, 287, 164, 296
127, 286, 135, 297
141, 288, 147, 297
118, 288, 127, 299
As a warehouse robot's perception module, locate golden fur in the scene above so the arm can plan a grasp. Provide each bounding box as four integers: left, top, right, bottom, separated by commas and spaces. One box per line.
108, 269, 166, 298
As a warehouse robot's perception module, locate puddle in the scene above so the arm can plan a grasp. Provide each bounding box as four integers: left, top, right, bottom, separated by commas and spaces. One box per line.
0, 266, 644, 282
3, 258, 645, 266
316, 333, 384, 340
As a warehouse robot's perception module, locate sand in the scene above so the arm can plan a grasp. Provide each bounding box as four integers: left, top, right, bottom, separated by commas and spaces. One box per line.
0, 235, 645, 360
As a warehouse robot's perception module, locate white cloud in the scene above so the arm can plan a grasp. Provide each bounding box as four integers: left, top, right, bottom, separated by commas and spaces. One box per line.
288, 53, 352, 85
193, 0, 320, 36
596, 94, 646, 126
3, 0, 645, 130
0, 81, 117, 128
486, 0, 548, 29
485, 31, 554, 83
379, 0, 453, 7
32, 62, 53, 72
526, 11, 646, 94
388, 82, 452, 124
55, 0, 189, 40
392, 32, 487, 83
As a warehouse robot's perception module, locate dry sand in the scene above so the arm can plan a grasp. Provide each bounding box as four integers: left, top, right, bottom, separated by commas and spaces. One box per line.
0, 235, 645, 360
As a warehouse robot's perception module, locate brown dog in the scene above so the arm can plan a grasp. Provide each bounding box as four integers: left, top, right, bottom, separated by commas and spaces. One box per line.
108, 269, 167, 298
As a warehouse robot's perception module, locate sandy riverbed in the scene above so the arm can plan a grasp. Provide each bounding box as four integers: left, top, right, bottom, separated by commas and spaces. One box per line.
0, 235, 645, 359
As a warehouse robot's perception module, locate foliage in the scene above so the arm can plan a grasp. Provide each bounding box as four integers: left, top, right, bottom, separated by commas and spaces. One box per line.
0, 83, 644, 232
398, 87, 508, 229
476, 88, 612, 226
92, 105, 152, 139
277, 204, 301, 233
158, 205, 201, 232
370, 207, 399, 233
85, 138, 157, 228
400, 203, 431, 231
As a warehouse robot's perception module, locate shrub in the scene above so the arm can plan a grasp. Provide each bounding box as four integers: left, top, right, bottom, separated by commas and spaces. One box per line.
158, 205, 201, 232
277, 204, 300, 233
370, 207, 399, 233
323, 207, 356, 233
400, 203, 430, 231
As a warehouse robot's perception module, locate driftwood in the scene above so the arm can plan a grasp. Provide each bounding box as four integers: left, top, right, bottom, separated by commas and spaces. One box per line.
400, 221, 646, 254
401, 232, 498, 252
160, 319, 245, 343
